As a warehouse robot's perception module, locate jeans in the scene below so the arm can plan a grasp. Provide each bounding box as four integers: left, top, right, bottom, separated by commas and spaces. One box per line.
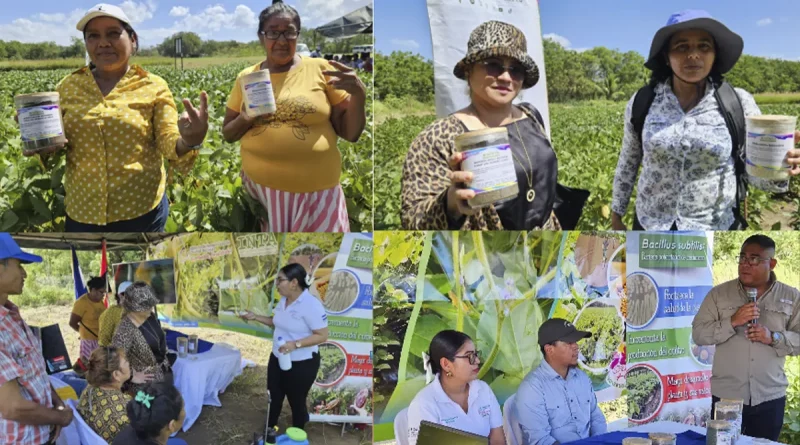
65, 193, 169, 232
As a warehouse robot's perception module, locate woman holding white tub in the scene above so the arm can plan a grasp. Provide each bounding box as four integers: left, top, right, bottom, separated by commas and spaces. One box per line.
239, 263, 329, 431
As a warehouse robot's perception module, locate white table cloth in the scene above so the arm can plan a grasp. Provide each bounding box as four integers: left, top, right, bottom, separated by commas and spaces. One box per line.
172, 344, 243, 432
625, 420, 785, 444
50, 376, 81, 445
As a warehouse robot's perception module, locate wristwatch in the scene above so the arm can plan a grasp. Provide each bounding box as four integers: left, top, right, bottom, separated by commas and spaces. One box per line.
771, 331, 782, 345
295, 341, 302, 349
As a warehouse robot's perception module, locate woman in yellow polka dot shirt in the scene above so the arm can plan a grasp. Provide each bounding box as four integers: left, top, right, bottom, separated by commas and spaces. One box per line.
21, 4, 209, 232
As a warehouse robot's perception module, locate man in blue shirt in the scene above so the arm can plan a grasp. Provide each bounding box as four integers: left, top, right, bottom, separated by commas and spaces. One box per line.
515, 318, 607, 445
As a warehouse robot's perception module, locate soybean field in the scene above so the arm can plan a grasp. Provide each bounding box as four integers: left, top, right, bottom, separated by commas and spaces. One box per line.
0, 63, 373, 232
375, 101, 800, 230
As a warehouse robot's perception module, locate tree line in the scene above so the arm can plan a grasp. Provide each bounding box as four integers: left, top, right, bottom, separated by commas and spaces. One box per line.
375, 40, 800, 104
0, 31, 372, 61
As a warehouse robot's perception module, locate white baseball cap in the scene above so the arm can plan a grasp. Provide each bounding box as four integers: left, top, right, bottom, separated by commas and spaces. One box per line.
76, 4, 133, 32
118, 281, 133, 294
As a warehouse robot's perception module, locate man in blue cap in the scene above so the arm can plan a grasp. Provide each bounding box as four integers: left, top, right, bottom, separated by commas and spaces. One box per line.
0, 234, 73, 444
515, 318, 607, 445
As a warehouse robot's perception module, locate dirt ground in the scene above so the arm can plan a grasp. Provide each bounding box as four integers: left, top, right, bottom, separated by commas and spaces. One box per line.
20, 303, 372, 445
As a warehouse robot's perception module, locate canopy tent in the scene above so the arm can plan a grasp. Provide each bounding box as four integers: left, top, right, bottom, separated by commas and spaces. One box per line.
11, 233, 178, 251
315, 5, 373, 39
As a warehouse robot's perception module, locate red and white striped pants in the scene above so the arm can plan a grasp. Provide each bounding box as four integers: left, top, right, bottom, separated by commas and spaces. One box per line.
241, 170, 350, 233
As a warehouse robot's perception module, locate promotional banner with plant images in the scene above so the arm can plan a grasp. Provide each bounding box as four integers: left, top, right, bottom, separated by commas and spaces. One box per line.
147, 233, 374, 425
372, 231, 627, 442
625, 231, 715, 428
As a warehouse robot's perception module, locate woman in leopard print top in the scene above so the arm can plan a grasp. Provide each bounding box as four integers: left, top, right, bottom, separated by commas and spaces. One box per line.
401, 20, 561, 231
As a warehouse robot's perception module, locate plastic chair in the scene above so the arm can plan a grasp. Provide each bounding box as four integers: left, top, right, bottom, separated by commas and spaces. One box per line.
393, 408, 409, 445
503, 393, 523, 445
66, 399, 109, 445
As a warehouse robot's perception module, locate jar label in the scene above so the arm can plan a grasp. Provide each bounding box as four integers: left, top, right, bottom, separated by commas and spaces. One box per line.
244, 80, 276, 109
746, 131, 794, 171
18, 105, 63, 141
715, 431, 732, 445
461, 143, 517, 193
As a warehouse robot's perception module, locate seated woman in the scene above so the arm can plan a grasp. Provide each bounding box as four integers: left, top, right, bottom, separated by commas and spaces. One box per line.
112, 282, 171, 392
77, 347, 133, 443
406, 330, 505, 445
112, 382, 187, 445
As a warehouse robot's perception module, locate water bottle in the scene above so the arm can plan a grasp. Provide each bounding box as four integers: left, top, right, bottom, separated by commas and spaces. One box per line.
276, 428, 309, 445
275, 337, 292, 371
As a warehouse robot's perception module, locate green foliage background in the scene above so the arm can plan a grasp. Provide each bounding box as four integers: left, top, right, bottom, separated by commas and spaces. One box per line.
0, 64, 372, 232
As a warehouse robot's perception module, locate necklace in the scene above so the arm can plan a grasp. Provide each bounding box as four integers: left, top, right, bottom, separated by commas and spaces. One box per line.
470, 105, 536, 202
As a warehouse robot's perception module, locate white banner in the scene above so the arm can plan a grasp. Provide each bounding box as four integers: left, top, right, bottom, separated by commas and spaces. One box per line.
426, 0, 550, 135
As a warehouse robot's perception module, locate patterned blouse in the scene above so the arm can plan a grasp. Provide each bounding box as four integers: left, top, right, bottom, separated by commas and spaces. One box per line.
77, 386, 130, 444
111, 315, 169, 393
611, 80, 760, 230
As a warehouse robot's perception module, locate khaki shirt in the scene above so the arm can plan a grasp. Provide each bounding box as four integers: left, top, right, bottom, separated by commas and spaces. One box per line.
692, 274, 800, 406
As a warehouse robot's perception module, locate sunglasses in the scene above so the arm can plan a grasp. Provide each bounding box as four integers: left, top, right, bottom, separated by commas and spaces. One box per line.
478, 59, 525, 82
453, 350, 481, 365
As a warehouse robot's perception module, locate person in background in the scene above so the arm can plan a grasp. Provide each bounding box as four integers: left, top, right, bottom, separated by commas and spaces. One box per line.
402, 21, 560, 231
77, 347, 132, 444
692, 234, 800, 441
239, 263, 329, 431
310, 46, 321, 58
0, 233, 74, 444
515, 318, 607, 445
405, 330, 505, 445
222, 0, 366, 233
112, 282, 169, 393
361, 52, 372, 73
20, 4, 208, 232
71, 276, 108, 362
99, 281, 133, 347
112, 382, 187, 445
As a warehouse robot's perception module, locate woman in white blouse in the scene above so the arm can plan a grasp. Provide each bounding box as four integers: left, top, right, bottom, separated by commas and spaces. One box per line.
239, 263, 329, 431
611, 10, 800, 231
406, 330, 505, 445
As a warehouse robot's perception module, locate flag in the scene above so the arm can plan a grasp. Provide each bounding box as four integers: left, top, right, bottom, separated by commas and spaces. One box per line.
71, 246, 87, 300
100, 239, 109, 308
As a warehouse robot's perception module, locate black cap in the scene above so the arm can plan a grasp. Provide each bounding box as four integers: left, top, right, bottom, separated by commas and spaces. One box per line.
538, 318, 591, 347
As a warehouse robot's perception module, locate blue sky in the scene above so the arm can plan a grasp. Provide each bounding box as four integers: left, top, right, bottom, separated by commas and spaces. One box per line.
376, 0, 800, 61
0, 0, 371, 48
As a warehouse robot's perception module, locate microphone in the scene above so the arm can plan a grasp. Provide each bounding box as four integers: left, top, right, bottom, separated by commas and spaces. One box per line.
746, 288, 758, 325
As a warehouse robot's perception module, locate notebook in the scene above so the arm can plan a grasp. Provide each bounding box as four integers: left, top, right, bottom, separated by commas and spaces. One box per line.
416, 420, 487, 445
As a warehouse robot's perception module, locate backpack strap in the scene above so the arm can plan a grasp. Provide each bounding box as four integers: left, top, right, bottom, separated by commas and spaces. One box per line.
631, 83, 658, 145
713, 81, 748, 228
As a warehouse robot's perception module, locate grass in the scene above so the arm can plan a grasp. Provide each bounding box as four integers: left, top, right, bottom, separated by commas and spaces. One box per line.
374, 97, 435, 124
0, 56, 264, 71
754, 92, 800, 105
16, 303, 370, 445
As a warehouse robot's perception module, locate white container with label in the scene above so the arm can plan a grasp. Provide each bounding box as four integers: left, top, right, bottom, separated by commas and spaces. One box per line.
177, 337, 188, 358
241, 69, 277, 118
14, 92, 67, 153
274, 337, 292, 371
455, 127, 519, 208
745, 115, 797, 193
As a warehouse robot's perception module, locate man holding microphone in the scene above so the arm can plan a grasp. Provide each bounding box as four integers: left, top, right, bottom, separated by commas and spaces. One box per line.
692, 234, 800, 441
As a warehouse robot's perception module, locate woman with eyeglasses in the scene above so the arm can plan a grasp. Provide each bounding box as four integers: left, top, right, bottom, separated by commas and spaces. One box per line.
238, 263, 329, 431
112, 282, 171, 393
222, 0, 366, 233
402, 21, 560, 231
76, 347, 132, 443
406, 330, 505, 445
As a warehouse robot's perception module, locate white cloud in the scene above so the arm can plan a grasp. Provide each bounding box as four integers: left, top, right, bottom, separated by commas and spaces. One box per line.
35, 13, 66, 23
170, 6, 190, 18
119, 0, 157, 25
544, 33, 571, 48
757, 18, 773, 26
391, 38, 419, 50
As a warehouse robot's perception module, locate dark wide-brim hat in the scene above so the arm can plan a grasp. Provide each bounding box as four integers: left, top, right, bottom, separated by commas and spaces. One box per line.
645, 10, 743, 74
454, 20, 540, 89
